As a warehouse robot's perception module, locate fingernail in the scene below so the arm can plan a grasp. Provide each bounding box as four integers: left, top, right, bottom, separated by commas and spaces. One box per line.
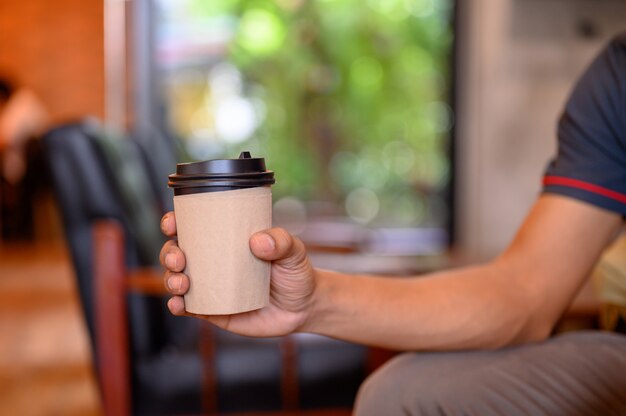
161, 216, 169, 230
168, 276, 182, 291
165, 253, 177, 270
254, 233, 275, 252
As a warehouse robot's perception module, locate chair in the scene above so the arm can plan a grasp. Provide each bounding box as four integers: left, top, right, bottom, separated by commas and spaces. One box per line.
92, 218, 306, 415
42, 121, 206, 414
43, 120, 365, 415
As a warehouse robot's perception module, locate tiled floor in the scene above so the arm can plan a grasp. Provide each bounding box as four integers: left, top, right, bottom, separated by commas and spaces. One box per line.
0, 243, 101, 415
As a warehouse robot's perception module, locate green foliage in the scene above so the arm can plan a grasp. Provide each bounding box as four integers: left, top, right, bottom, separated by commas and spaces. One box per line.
225, 0, 452, 226
167, 0, 453, 226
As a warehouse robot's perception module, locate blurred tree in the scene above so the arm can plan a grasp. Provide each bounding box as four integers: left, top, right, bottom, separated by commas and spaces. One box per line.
160, 0, 453, 227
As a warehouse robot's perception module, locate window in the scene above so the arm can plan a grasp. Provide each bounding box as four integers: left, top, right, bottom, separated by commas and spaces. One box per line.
152, 0, 455, 254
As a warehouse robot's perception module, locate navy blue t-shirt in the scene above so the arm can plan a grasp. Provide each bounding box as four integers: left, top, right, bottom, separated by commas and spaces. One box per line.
543, 33, 626, 215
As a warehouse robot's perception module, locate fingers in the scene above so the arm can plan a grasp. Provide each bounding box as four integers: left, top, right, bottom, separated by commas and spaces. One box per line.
159, 240, 186, 272
159, 212, 185, 273
167, 296, 186, 316
160, 212, 177, 237
163, 271, 190, 295
164, 274, 190, 317
162, 240, 193, 317
250, 227, 306, 266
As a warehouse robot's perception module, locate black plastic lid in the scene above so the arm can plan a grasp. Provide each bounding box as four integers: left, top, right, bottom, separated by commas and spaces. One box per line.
168, 151, 275, 195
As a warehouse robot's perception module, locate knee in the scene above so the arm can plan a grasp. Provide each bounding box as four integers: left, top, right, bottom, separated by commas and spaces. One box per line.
353, 352, 481, 416
354, 355, 409, 416
354, 353, 458, 416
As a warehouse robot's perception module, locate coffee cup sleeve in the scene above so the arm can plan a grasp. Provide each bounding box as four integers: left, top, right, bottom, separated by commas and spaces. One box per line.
173, 187, 272, 315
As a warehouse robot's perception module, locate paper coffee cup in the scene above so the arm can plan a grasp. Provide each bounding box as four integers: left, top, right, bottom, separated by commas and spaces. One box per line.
168, 152, 275, 315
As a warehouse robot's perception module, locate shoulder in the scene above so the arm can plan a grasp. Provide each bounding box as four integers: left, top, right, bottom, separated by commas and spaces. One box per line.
559, 33, 626, 145
566, 33, 626, 110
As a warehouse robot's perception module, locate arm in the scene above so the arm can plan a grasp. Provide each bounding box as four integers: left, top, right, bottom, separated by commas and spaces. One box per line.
161, 193, 620, 351
305, 194, 620, 350
304, 37, 625, 349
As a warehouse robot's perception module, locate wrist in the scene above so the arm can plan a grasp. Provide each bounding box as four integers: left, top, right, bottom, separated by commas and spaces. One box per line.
297, 268, 337, 334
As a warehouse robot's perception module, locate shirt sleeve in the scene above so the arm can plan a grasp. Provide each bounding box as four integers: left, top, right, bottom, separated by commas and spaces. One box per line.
543, 34, 626, 215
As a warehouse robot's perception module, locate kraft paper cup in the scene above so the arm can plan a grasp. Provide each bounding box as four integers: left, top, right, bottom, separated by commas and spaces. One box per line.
168, 152, 275, 315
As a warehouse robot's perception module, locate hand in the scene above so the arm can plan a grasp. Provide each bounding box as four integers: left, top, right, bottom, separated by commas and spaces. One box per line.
159, 211, 317, 337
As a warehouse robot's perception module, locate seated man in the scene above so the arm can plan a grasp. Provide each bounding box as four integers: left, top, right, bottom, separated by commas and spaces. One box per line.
160, 34, 626, 414
0, 76, 49, 240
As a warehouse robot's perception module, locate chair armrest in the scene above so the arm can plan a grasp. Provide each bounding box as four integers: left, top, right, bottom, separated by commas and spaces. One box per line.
126, 268, 168, 296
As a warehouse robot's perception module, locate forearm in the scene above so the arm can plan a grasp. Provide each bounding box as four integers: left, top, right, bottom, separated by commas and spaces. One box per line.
300, 196, 622, 351
302, 262, 538, 351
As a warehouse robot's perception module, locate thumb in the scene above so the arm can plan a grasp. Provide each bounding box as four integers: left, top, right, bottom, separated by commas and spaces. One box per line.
250, 227, 306, 266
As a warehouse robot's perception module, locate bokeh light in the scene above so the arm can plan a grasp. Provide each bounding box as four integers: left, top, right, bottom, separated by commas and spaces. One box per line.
273, 196, 308, 235
236, 9, 286, 56
350, 56, 384, 93
156, 0, 454, 234
214, 97, 257, 143
346, 187, 380, 223
382, 141, 416, 175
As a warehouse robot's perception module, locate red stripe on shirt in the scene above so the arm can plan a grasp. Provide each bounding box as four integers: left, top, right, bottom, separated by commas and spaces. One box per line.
543, 175, 626, 205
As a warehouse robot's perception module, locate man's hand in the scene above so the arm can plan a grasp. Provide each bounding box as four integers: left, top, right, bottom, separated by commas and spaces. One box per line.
159, 211, 317, 337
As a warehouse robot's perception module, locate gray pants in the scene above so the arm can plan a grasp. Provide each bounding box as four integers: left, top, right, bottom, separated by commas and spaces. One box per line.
354, 331, 626, 415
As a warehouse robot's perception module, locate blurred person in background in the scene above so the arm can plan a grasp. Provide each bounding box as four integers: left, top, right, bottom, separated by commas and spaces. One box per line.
160, 34, 626, 414
0, 76, 49, 240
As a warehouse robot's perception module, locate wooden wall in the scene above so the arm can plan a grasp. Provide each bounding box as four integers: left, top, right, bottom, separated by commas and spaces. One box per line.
0, 0, 104, 123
